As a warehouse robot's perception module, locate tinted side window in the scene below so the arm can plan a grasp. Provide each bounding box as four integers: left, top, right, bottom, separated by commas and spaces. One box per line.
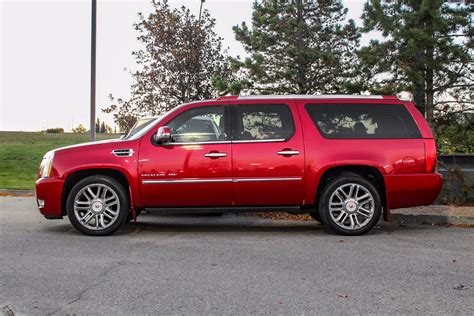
232, 104, 295, 141
305, 104, 422, 139
167, 106, 226, 143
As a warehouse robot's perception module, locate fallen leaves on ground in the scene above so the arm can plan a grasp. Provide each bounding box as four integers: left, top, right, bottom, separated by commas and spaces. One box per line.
0, 192, 34, 197
245, 212, 312, 221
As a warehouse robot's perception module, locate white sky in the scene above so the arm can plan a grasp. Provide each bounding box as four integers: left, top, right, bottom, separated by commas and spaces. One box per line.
0, 0, 374, 132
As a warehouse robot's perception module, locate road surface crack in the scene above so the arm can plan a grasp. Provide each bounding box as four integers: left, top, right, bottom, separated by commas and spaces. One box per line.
66, 261, 125, 306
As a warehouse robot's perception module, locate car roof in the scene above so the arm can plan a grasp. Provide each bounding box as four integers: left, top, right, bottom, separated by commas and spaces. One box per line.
217, 94, 398, 101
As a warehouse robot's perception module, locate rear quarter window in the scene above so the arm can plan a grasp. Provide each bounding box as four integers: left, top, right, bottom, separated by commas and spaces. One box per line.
305, 103, 422, 139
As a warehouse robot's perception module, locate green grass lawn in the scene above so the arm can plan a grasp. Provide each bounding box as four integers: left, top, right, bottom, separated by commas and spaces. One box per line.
0, 131, 120, 190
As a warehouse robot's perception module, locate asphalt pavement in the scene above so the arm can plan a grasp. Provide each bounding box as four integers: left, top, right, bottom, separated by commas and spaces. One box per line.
1, 197, 473, 315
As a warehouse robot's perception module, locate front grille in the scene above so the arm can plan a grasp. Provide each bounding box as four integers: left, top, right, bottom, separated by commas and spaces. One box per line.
112, 149, 134, 157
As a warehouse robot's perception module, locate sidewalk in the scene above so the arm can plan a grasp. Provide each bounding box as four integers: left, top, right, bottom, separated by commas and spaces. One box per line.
391, 205, 474, 226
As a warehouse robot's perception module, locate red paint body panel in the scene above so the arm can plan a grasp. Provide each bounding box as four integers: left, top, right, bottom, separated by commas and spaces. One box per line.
138, 142, 233, 206
35, 96, 442, 221
385, 173, 443, 209
35, 177, 64, 217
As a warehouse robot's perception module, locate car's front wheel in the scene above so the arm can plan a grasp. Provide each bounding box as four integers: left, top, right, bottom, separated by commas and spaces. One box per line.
66, 175, 129, 236
319, 174, 381, 235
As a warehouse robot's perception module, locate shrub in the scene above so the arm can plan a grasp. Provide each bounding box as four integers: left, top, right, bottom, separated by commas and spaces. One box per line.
72, 124, 87, 134
44, 128, 64, 134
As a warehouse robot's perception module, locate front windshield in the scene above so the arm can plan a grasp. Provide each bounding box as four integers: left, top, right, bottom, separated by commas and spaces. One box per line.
125, 117, 159, 139
124, 101, 204, 140
125, 117, 161, 140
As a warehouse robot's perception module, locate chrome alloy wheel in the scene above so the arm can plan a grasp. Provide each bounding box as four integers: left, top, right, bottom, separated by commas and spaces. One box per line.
328, 183, 375, 230
73, 183, 120, 231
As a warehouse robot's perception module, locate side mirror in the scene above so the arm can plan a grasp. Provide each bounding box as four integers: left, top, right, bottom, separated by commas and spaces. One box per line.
155, 126, 172, 143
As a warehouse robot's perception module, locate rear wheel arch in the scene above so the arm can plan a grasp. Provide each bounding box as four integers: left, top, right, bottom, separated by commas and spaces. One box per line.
61, 168, 130, 216
318, 174, 382, 235
315, 165, 387, 219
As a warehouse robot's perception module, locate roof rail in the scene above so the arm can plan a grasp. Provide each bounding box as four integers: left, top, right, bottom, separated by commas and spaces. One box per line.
237, 94, 386, 100
217, 96, 239, 101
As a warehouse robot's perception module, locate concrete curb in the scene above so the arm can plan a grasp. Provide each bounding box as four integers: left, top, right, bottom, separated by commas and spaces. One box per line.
391, 205, 474, 226
390, 213, 474, 226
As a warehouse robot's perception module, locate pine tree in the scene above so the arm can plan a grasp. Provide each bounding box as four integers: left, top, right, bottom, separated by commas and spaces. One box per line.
359, 0, 473, 126
214, 0, 360, 95
100, 122, 106, 134
95, 119, 101, 133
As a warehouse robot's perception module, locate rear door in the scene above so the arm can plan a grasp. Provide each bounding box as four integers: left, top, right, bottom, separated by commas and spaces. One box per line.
230, 100, 305, 206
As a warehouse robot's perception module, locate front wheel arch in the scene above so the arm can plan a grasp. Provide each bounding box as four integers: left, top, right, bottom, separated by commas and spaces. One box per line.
61, 168, 130, 216
66, 175, 129, 235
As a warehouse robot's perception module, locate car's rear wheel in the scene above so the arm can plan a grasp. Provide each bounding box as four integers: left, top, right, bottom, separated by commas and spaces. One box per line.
319, 174, 381, 235
66, 175, 129, 236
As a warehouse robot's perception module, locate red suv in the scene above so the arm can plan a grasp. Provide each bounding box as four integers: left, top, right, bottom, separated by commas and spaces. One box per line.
36, 95, 442, 236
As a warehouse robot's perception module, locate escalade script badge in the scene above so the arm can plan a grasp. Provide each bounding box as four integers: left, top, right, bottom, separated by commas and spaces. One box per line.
141, 173, 177, 177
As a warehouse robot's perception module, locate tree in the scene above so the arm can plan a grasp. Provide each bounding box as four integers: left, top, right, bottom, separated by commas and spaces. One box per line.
359, 0, 473, 126
104, 0, 232, 133
95, 118, 100, 133
214, 0, 360, 95
100, 122, 106, 134
72, 124, 87, 134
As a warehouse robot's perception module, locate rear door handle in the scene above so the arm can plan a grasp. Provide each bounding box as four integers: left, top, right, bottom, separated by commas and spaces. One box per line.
204, 152, 227, 158
277, 150, 300, 156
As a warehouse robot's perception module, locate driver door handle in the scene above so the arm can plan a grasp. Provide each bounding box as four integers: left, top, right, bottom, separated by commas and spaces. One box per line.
277, 150, 300, 156
204, 152, 227, 158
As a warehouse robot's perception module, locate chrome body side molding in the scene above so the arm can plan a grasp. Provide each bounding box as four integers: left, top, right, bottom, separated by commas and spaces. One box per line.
142, 177, 303, 184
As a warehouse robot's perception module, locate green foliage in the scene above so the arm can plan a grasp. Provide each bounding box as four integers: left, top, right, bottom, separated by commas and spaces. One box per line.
104, 0, 232, 133
436, 113, 474, 154
44, 128, 64, 134
71, 124, 87, 134
94, 119, 113, 134
359, 0, 473, 125
215, 0, 360, 95
0, 132, 118, 189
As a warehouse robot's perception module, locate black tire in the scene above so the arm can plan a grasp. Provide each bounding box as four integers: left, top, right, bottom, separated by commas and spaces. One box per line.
66, 175, 129, 236
309, 212, 322, 223
318, 174, 381, 236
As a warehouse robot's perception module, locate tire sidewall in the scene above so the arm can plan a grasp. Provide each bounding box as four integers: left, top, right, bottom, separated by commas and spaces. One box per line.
319, 175, 382, 236
66, 175, 129, 236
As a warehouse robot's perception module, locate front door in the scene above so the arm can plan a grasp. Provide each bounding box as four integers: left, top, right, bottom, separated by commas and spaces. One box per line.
230, 101, 305, 206
138, 104, 232, 207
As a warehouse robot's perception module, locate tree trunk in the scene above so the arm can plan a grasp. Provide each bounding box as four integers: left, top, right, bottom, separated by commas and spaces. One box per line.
296, 0, 305, 94
425, 79, 434, 127
424, 1, 435, 129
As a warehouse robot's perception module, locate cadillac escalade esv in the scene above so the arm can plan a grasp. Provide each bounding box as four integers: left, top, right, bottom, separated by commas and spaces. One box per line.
36, 95, 442, 236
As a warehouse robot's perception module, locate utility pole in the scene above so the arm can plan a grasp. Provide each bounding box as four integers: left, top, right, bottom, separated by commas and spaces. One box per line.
90, 0, 97, 141
199, 0, 205, 22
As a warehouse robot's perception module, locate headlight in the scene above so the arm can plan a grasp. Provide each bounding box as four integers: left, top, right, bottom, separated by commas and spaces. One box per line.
40, 151, 55, 178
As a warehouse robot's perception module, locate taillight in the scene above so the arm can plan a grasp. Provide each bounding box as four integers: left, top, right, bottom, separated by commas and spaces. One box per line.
425, 139, 437, 173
